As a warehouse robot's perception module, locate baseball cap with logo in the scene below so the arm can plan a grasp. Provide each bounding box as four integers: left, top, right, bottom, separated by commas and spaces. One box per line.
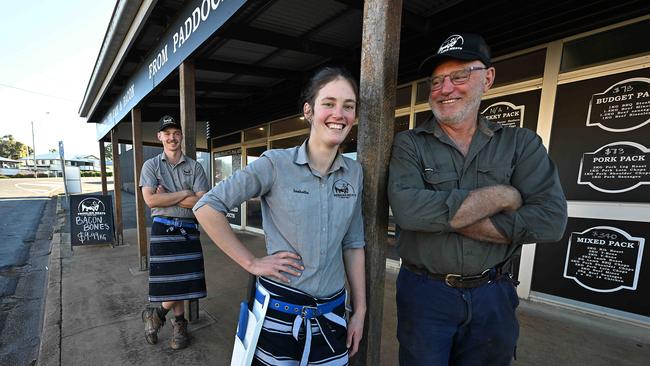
419, 33, 491, 74
158, 115, 182, 132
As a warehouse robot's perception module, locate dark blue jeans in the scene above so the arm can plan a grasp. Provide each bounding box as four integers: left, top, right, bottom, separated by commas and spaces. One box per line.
396, 266, 519, 366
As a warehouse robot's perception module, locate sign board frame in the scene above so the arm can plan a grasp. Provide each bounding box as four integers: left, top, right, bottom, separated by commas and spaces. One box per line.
70, 194, 116, 246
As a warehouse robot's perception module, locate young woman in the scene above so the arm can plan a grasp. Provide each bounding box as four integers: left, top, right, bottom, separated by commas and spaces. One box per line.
194, 66, 366, 365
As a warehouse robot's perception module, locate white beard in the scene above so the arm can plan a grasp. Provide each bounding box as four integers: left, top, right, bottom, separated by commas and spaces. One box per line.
431, 84, 484, 126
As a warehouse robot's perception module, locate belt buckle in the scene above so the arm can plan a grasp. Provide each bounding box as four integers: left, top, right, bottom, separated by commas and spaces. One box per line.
444, 273, 462, 287
301, 305, 318, 318
481, 268, 492, 283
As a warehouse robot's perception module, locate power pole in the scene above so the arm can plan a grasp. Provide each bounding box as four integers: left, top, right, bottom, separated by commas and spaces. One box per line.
31, 121, 37, 178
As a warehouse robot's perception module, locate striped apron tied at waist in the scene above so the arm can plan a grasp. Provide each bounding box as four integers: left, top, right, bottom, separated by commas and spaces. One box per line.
255, 287, 347, 366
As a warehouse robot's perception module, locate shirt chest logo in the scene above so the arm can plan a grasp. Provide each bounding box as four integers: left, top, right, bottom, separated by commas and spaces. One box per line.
183, 168, 193, 175
333, 179, 356, 199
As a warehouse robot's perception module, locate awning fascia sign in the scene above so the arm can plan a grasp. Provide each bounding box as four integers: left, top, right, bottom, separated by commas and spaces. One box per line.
95, 0, 247, 139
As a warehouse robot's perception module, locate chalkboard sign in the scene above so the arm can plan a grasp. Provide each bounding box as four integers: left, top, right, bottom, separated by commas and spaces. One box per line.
549, 68, 650, 202
531, 217, 648, 317
70, 194, 115, 246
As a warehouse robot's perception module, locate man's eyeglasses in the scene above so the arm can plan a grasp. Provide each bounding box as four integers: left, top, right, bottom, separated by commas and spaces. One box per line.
430, 66, 487, 91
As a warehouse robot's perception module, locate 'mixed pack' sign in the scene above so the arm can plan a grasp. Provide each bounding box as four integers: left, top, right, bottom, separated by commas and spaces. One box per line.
532, 217, 648, 317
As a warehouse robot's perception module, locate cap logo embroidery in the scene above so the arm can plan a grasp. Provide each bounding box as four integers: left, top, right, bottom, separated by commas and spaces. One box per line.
438, 34, 464, 54
162, 116, 174, 124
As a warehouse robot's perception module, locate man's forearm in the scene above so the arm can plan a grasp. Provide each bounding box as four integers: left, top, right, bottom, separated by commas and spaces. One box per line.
449, 185, 521, 230
178, 192, 203, 209
147, 190, 191, 208
456, 217, 510, 244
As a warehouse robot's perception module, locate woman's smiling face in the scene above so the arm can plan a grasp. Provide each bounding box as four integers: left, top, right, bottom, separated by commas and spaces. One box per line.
305, 77, 357, 148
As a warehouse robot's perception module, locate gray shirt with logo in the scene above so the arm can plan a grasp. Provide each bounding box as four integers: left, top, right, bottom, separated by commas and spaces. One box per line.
140, 153, 209, 219
388, 116, 567, 276
194, 141, 365, 297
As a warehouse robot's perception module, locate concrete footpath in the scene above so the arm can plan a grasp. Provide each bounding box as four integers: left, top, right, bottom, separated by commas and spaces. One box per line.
38, 193, 649, 366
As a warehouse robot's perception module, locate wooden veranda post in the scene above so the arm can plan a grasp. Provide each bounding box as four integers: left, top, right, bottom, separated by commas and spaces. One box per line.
131, 108, 148, 271
110, 129, 124, 245
180, 61, 197, 159
99, 140, 108, 195
354, 0, 402, 365
180, 61, 199, 321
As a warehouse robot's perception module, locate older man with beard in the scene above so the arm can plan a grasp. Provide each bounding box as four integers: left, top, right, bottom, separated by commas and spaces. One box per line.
388, 33, 567, 366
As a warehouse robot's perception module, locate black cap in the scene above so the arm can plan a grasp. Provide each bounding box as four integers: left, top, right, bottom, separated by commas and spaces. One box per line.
158, 115, 181, 132
419, 33, 491, 74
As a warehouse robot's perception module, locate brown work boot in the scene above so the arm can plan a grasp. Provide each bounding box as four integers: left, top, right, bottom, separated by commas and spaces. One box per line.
141, 306, 165, 345
170, 317, 189, 350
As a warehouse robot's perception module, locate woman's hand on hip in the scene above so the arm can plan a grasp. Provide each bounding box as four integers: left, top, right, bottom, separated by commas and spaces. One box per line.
248, 251, 304, 283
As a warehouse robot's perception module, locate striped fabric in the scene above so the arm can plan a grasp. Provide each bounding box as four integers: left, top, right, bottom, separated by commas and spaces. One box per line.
148, 221, 207, 302
253, 277, 349, 366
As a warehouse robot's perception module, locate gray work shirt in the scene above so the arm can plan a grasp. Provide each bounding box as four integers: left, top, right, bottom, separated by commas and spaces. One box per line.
194, 140, 365, 297
388, 115, 567, 276
140, 153, 209, 219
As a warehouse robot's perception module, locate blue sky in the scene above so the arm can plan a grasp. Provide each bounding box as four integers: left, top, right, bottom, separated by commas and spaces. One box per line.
0, 0, 116, 157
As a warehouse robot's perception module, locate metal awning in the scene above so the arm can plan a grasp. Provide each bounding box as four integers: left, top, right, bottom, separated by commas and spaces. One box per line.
79, 0, 650, 141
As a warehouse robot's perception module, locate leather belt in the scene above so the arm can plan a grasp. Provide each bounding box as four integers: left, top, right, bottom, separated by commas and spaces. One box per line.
402, 261, 501, 288
152, 216, 198, 230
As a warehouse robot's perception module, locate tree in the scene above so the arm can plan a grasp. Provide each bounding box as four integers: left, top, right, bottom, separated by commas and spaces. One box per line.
49, 148, 57, 153
104, 142, 113, 161
0, 135, 30, 159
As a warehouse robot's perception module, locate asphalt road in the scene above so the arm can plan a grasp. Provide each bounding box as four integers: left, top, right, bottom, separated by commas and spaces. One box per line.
0, 177, 111, 365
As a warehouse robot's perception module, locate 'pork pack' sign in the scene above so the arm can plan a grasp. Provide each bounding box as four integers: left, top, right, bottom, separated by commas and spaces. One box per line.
70, 194, 115, 246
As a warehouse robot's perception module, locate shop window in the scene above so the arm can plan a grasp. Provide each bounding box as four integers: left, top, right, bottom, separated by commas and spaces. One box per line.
415, 80, 430, 104
212, 149, 242, 225
415, 110, 432, 127
339, 125, 358, 160
394, 115, 410, 135
270, 116, 309, 136
244, 126, 267, 141
245, 145, 267, 230
561, 19, 650, 72
270, 134, 308, 149
492, 49, 546, 87
213, 132, 240, 148
213, 155, 233, 185
395, 85, 412, 109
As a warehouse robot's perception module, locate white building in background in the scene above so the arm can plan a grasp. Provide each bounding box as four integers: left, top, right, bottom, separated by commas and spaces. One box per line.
18, 153, 102, 177
0, 157, 21, 176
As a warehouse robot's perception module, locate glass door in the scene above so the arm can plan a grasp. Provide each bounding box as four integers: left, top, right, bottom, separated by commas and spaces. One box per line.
213, 148, 242, 226
244, 145, 267, 231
